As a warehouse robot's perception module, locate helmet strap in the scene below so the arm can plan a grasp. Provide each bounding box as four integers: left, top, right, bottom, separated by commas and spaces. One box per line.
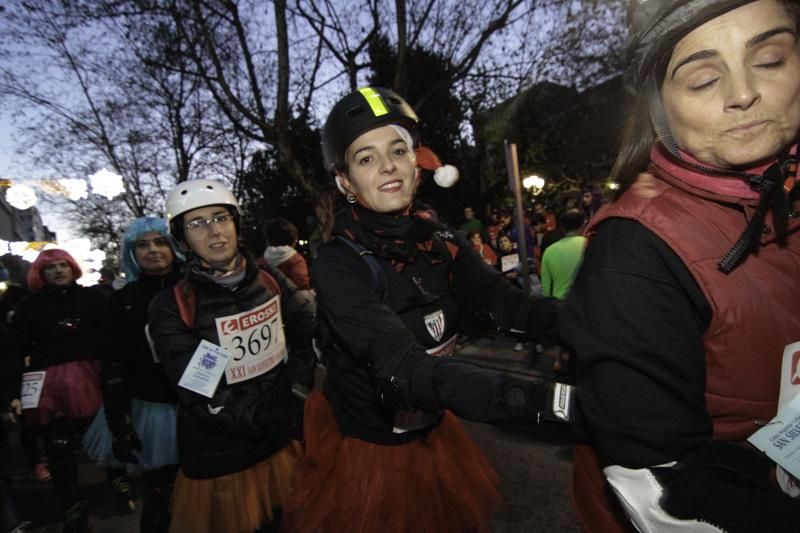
646, 75, 680, 158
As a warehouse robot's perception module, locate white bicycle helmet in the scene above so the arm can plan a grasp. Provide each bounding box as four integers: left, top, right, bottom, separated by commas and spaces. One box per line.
165, 179, 241, 239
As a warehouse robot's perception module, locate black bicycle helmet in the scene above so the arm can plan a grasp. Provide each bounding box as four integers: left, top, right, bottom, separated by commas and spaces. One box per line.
321, 87, 419, 174
626, 0, 756, 93
625, 0, 798, 273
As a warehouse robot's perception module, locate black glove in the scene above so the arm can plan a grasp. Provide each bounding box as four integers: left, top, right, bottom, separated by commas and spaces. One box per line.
287, 346, 317, 391
112, 427, 142, 464
234, 395, 304, 442
499, 377, 575, 424
650, 442, 800, 532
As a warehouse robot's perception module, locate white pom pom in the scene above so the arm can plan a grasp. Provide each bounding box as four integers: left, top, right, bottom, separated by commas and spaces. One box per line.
434, 165, 459, 188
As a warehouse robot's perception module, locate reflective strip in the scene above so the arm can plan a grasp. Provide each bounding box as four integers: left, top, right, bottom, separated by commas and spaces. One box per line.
358, 87, 389, 117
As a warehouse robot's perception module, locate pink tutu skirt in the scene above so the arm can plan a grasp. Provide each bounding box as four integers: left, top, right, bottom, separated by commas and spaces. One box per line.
23, 360, 102, 427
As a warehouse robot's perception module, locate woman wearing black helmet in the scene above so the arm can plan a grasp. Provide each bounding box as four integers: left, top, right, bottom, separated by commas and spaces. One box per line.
283, 87, 568, 532
561, 1, 800, 531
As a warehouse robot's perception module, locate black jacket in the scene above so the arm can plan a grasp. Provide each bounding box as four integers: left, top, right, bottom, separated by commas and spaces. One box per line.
148, 253, 314, 479
315, 222, 560, 445
1, 284, 32, 404
7, 283, 106, 398
101, 269, 182, 429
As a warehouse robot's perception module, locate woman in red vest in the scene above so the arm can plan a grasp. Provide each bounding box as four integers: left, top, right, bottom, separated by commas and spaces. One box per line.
561, 1, 800, 531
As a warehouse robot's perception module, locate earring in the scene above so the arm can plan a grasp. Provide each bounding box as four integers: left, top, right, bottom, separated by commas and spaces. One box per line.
346, 193, 357, 204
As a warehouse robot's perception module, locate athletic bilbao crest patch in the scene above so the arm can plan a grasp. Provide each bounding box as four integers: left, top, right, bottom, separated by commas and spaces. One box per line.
424, 310, 446, 342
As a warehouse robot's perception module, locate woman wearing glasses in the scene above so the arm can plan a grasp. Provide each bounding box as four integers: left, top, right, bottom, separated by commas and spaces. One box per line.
148, 179, 315, 533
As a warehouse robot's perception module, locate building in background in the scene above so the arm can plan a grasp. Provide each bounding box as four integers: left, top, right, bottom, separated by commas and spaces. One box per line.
0, 185, 56, 242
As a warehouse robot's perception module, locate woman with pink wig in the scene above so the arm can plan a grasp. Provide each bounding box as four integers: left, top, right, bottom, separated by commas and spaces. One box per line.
5, 248, 107, 533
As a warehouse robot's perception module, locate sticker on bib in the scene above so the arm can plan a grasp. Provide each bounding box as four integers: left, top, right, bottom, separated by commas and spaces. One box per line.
178, 339, 230, 398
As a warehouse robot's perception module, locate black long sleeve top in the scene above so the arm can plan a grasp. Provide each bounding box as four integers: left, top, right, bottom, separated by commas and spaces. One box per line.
101, 269, 182, 425
314, 227, 561, 445
7, 283, 107, 398
560, 218, 713, 468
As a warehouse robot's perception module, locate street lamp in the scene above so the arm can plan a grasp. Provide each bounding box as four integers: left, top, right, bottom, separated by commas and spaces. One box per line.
5, 183, 38, 210
1, 168, 125, 210
522, 175, 546, 196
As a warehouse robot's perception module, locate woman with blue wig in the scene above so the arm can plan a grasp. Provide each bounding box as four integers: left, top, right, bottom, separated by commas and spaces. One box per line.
83, 216, 184, 532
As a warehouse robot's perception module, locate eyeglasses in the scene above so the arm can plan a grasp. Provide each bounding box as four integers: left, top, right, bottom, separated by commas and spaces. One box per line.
185, 213, 234, 233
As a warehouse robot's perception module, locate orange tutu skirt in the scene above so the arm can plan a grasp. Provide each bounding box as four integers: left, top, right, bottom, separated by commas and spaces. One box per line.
169, 441, 303, 533
283, 391, 501, 533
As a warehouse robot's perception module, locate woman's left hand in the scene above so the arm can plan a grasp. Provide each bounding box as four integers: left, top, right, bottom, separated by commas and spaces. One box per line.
4, 399, 22, 423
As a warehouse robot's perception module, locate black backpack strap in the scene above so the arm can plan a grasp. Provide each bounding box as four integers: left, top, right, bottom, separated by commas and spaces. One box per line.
335, 236, 387, 301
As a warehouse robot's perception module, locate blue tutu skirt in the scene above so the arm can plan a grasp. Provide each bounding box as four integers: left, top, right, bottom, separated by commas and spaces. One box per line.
83, 399, 178, 472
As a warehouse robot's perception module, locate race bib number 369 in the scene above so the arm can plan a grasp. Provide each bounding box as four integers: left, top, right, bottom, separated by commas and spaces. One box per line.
216, 295, 287, 384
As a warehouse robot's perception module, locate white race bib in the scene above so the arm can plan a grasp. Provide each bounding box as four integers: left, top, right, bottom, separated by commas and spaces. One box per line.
779, 341, 800, 410
425, 334, 457, 358
21, 371, 46, 409
178, 340, 230, 398
215, 295, 287, 384
748, 394, 800, 480
747, 341, 800, 495
500, 254, 519, 273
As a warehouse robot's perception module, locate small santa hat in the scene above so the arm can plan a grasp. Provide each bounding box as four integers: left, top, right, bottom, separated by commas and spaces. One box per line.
414, 146, 459, 188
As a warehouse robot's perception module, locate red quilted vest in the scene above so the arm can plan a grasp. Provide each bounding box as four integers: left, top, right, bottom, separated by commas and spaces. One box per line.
572, 145, 800, 532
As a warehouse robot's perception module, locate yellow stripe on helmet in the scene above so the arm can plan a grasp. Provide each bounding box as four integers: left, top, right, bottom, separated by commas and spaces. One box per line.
358, 87, 389, 117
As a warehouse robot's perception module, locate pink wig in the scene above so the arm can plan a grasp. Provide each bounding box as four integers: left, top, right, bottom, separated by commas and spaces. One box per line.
27, 249, 82, 292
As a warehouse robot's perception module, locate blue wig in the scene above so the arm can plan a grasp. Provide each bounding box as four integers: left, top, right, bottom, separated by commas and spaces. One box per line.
120, 217, 184, 282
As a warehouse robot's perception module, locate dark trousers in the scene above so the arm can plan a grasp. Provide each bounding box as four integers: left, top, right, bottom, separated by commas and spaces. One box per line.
140, 465, 178, 533
43, 417, 83, 511
18, 416, 45, 468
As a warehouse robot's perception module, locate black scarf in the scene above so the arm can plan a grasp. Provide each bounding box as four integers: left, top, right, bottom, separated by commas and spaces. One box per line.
333, 203, 452, 267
